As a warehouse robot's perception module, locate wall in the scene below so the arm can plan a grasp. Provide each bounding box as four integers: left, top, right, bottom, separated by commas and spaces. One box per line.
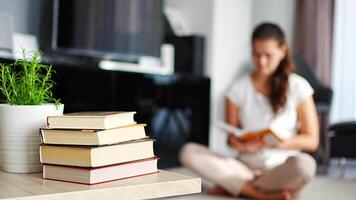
252, 0, 296, 47
209, 0, 252, 155
0, 0, 42, 35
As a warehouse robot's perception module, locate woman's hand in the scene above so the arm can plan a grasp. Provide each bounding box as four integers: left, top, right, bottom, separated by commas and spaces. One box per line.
271, 139, 290, 149
228, 134, 267, 153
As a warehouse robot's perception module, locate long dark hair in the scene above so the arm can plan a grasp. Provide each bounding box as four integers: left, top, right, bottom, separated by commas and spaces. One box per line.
252, 23, 294, 114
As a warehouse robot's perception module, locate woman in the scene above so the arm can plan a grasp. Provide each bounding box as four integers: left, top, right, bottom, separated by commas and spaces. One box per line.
179, 23, 319, 200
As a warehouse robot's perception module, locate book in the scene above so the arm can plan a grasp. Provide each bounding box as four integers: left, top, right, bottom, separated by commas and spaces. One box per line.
46, 111, 136, 129
43, 157, 159, 185
215, 121, 283, 145
39, 139, 154, 167
40, 124, 147, 146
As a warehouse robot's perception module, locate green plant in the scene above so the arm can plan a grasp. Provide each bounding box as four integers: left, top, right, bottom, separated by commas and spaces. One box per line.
0, 50, 60, 105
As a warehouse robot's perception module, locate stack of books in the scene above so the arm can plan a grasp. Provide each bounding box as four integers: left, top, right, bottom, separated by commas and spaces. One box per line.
39, 111, 158, 185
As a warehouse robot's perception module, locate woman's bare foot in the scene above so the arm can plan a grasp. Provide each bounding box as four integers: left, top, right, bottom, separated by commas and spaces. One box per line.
240, 181, 292, 200
207, 185, 230, 196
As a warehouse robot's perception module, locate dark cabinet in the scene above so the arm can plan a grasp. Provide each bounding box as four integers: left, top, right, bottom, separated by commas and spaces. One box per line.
52, 65, 210, 168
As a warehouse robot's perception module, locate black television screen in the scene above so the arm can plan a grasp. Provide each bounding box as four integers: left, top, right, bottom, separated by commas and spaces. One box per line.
52, 0, 163, 62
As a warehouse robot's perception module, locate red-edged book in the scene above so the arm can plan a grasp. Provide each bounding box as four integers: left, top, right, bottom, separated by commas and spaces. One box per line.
43, 157, 158, 185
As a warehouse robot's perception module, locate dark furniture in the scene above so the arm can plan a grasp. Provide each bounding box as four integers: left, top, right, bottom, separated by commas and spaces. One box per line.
293, 55, 333, 171
52, 63, 210, 169
329, 121, 356, 158
329, 121, 356, 177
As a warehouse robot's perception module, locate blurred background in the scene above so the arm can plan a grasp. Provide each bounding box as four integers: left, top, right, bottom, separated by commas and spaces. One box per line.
0, 0, 355, 182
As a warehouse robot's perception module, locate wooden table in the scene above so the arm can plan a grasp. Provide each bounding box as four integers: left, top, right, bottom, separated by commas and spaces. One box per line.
0, 170, 201, 200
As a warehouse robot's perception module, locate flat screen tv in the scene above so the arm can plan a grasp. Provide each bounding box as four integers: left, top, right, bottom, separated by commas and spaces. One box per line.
52, 0, 163, 62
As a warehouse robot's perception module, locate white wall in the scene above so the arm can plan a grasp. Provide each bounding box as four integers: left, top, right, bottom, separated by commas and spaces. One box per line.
252, 0, 296, 46
0, 0, 42, 34
209, 0, 253, 155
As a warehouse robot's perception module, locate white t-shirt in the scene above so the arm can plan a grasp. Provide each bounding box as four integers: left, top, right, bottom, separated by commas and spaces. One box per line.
226, 73, 314, 170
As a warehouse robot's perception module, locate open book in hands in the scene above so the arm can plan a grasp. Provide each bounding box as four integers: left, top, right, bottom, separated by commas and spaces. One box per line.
214, 121, 283, 145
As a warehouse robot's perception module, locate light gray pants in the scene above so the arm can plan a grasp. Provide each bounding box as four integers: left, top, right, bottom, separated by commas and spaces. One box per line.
179, 143, 316, 197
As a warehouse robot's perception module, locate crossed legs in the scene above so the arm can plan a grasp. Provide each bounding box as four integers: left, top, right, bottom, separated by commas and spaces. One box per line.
179, 143, 316, 199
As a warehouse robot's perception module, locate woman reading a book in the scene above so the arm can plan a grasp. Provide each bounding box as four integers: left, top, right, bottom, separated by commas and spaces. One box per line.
179, 23, 319, 200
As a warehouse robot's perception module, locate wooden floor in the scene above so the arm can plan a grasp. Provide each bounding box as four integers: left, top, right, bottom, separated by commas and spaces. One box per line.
0, 170, 201, 200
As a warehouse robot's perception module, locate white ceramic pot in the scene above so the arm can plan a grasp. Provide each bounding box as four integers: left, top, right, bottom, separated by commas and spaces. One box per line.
0, 104, 64, 173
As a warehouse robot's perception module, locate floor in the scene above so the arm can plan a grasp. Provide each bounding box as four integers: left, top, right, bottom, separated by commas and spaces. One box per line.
165, 158, 356, 200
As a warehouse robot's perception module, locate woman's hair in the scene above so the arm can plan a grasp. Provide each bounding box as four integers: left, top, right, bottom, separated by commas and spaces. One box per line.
252, 23, 294, 114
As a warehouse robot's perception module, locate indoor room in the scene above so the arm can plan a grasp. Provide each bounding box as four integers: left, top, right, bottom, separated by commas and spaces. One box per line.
0, 0, 355, 199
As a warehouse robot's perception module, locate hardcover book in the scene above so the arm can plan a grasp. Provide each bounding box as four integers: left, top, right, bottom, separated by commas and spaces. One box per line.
43, 157, 158, 185
40, 124, 147, 146
46, 111, 136, 129
39, 139, 154, 167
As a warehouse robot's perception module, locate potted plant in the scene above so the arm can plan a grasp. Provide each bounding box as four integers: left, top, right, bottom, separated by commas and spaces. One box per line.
0, 50, 63, 173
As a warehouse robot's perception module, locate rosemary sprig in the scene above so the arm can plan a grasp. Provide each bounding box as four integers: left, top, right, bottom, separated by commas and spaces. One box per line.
0, 50, 60, 105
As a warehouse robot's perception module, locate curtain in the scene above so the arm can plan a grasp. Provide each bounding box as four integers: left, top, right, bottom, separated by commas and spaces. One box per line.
330, 0, 356, 123
293, 0, 334, 85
